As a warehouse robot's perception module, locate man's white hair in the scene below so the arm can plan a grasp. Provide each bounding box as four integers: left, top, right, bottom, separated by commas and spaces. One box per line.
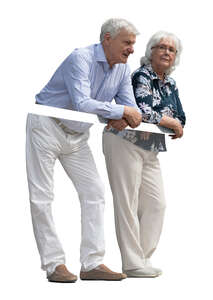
100, 18, 139, 42
140, 31, 183, 74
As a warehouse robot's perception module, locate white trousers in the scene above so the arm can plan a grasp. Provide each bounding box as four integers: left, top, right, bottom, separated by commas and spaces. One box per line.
103, 132, 166, 271
26, 114, 105, 275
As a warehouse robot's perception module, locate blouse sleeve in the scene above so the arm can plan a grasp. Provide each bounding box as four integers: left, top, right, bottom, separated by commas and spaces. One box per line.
132, 72, 163, 124
173, 86, 186, 126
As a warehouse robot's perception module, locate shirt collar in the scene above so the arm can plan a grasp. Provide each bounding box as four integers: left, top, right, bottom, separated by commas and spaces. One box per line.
94, 43, 111, 72
94, 43, 107, 62
145, 64, 170, 83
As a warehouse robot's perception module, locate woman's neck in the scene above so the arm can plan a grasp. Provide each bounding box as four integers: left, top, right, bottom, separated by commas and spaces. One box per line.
151, 63, 165, 81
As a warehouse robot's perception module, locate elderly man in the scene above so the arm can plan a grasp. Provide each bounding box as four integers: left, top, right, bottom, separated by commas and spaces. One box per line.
26, 18, 141, 283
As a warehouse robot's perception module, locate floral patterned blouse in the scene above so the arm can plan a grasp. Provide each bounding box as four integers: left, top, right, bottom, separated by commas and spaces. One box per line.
106, 64, 186, 152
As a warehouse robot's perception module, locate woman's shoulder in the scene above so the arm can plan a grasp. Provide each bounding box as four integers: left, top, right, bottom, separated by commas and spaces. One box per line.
132, 65, 153, 85
132, 64, 152, 77
166, 75, 177, 86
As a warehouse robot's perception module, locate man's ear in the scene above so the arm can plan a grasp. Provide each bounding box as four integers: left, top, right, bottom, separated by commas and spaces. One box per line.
103, 32, 112, 45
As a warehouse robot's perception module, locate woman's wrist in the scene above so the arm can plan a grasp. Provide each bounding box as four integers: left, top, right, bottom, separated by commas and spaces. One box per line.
159, 115, 178, 130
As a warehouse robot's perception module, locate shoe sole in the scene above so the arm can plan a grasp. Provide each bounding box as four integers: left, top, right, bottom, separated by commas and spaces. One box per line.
80, 278, 125, 281
126, 272, 162, 278
48, 279, 77, 283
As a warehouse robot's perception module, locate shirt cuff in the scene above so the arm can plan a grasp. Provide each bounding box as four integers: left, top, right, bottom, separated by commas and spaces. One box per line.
109, 104, 124, 120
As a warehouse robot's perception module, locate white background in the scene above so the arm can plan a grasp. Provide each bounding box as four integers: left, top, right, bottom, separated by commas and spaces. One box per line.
1, 0, 213, 299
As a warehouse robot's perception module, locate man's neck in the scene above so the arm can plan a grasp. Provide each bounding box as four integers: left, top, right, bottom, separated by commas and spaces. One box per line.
102, 43, 114, 68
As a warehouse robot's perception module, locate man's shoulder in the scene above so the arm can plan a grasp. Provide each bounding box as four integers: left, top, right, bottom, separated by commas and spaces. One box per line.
67, 44, 96, 63
73, 44, 95, 56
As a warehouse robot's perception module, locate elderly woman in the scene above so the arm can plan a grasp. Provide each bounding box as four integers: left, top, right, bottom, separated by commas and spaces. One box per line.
103, 31, 186, 278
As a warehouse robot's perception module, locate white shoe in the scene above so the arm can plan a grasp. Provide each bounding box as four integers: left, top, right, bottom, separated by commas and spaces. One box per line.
145, 259, 162, 276
123, 267, 162, 278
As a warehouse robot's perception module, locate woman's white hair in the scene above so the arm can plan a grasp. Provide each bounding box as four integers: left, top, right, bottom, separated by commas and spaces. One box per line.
140, 31, 183, 74
100, 18, 139, 42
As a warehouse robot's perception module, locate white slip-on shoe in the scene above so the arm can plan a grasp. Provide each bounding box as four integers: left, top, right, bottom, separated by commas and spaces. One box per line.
123, 267, 162, 278
145, 259, 162, 276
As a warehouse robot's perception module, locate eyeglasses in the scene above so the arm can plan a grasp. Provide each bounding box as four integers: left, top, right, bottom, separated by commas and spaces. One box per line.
152, 44, 177, 54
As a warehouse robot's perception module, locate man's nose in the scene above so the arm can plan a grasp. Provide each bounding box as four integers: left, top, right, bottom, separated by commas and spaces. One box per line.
128, 45, 134, 54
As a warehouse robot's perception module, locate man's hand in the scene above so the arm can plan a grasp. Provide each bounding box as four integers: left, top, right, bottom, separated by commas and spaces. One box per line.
123, 106, 142, 128
106, 119, 129, 131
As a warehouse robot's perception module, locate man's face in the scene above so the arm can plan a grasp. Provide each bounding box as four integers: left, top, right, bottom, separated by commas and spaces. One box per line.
105, 29, 136, 67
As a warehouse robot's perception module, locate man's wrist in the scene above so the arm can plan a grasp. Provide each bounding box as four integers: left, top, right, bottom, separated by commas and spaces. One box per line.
123, 106, 128, 118
123, 106, 132, 118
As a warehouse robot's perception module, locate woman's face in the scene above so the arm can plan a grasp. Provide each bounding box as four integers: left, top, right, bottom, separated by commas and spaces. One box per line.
151, 37, 177, 74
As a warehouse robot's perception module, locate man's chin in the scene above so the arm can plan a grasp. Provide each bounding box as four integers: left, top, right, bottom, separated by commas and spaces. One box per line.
121, 56, 128, 63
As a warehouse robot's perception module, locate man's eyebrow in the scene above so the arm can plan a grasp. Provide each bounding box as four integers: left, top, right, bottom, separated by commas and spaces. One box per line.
125, 39, 135, 44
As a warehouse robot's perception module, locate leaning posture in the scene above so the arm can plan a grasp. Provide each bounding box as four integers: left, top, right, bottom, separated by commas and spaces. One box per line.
26, 18, 141, 283
103, 31, 186, 278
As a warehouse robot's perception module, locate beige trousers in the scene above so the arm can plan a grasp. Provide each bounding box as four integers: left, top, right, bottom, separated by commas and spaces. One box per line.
103, 132, 166, 271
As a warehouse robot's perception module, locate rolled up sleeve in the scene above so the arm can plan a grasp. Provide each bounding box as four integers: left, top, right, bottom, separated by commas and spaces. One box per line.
173, 87, 186, 126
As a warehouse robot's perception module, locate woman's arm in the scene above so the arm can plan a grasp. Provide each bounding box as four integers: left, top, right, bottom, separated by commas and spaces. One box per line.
132, 71, 184, 138
132, 72, 163, 124
159, 115, 183, 138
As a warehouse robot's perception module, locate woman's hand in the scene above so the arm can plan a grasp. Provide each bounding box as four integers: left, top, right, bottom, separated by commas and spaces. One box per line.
159, 115, 183, 139
171, 120, 183, 138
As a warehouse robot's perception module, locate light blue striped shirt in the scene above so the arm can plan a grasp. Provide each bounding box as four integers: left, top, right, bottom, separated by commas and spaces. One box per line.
36, 43, 138, 132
